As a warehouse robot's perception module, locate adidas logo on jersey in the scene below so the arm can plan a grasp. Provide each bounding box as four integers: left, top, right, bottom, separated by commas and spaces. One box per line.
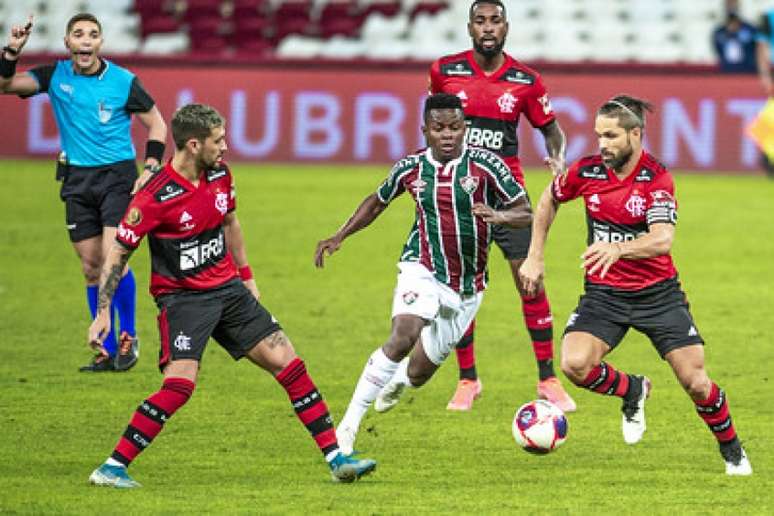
180, 211, 192, 223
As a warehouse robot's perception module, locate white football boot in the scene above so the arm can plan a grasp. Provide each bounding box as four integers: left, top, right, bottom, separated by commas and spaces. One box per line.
621, 376, 651, 445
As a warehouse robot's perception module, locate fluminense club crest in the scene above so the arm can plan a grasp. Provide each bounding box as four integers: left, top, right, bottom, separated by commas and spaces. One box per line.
402, 291, 419, 305
459, 175, 480, 195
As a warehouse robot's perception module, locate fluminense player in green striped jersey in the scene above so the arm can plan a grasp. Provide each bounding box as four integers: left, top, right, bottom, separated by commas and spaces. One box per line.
314, 94, 532, 457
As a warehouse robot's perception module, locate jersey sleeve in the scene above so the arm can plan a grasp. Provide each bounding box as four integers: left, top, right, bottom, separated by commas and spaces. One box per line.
550, 162, 584, 203
485, 157, 526, 206
646, 173, 678, 226
428, 60, 443, 94
376, 161, 410, 204
522, 74, 556, 128
125, 77, 156, 113
116, 193, 161, 250
20, 64, 55, 97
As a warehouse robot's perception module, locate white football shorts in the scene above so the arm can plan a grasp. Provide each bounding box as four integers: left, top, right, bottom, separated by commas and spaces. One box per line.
391, 261, 483, 365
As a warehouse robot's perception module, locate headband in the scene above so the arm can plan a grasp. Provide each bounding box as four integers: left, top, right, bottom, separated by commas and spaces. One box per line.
606, 100, 643, 126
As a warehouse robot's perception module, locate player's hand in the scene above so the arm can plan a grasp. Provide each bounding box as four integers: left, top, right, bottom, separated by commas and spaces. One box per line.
582, 242, 622, 279
314, 236, 342, 268
6, 15, 33, 57
87, 311, 111, 360
472, 203, 502, 224
518, 255, 545, 297
243, 278, 260, 301
544, 156, 566, 178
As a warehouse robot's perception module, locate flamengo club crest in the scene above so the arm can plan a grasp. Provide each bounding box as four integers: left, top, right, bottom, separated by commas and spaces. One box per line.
625, 193, 646, 217
459, 175, 479, 194
215, 191, 228, 215
497, 92, 517, 113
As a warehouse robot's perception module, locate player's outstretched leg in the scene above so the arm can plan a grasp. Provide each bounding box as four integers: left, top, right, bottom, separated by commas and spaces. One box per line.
695, 384, 752, 476
337, 348, 401, 454
274, 356, 376, 482
447, 321, 482, 411
565, 356, 648, 444
89, 377, 195, 488
521, 290, 576, 413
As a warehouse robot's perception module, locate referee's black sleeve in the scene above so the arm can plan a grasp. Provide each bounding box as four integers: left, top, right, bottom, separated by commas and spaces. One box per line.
19, 64, 55, 97
125, 77, 156, 113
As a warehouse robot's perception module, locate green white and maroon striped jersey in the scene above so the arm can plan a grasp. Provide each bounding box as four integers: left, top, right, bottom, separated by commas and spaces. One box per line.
377, 146, 525, 295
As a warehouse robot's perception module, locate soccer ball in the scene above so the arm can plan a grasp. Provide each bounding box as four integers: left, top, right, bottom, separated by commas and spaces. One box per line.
512, 399, 568, 454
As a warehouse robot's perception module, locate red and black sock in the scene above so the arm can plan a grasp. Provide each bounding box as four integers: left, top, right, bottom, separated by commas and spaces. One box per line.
455, 321, 477, 381
276, 358, 338, 458
521, 291, 555, 381
579, 362, 636, 399
695, 382, 737, 443
111, 377, 195, 466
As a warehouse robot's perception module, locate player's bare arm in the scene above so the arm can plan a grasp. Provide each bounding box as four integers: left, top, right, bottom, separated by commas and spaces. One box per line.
224, 211, 260, 300
519, 183, 560, 296
132, 106, 168, 193
757, 39, 773, 96
583, 223, 675, 278
0, 16, 39, 96
88, 242, 134, 351
539, 121, 567, 176
314, 193, 388, 268
471, 196, 531, 229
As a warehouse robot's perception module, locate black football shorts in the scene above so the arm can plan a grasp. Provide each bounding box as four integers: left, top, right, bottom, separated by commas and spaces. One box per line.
492, 224, 532, 261
563, 277, 704, 359
155, 280, 282, 372
59, 160, 137, 242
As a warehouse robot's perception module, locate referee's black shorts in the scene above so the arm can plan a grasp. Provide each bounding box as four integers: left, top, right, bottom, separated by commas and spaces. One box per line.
563, 277, 705, 359
155, 279, 282, 372
59, 160, 137, 242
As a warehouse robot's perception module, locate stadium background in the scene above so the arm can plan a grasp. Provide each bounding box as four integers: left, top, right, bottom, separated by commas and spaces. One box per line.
1, 0, 773, 513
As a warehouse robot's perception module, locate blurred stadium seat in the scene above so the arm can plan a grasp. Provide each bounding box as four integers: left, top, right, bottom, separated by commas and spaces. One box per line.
0, 0, 748, 64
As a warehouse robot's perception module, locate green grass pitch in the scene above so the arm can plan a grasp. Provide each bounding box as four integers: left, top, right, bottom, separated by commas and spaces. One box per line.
0, 160, 772, 513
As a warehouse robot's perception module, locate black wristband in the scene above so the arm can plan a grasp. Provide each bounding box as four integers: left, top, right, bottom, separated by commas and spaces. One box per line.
0, 53, 18, 79
144, 139, 165, 162
2, 45, 19, 56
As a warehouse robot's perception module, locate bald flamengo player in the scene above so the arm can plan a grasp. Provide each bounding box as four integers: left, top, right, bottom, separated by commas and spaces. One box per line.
428, 0, 575, 411
520, 95, 752, 476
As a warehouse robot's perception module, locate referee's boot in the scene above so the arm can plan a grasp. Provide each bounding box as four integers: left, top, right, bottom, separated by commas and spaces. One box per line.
114, 332, 139, 372
79, 353, 115, 372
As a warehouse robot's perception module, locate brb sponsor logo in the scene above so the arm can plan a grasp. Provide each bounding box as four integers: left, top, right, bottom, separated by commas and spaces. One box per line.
466, 127, 504, 150
592, 221, 645, 243
179, 233, 225, 271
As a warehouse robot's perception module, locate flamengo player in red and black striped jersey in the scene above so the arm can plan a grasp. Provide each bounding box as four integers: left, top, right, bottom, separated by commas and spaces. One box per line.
85, 104, 376, 488
520, 95, 752, 476
314, 94, 532, 456
428, 0, 575, 412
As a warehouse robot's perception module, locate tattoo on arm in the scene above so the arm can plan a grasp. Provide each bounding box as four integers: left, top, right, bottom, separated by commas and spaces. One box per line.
97, 251, 132, 312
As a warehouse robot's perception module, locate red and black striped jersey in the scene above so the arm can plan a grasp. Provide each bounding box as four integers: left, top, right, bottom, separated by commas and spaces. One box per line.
551, 151, 679, 291
429, 50, 556, 186
116, 161, 238, 297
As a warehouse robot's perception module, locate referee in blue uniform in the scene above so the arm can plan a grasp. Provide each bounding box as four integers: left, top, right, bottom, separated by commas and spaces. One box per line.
0, 13, 167, 371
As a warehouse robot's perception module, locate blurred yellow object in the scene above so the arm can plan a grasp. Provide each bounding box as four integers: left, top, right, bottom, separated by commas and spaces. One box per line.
747, 98, 774, 161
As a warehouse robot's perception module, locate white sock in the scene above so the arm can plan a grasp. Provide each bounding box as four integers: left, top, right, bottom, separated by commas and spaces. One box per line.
340, 348, 400, 431
391, 357, 411, 387
105, 457, 124, 468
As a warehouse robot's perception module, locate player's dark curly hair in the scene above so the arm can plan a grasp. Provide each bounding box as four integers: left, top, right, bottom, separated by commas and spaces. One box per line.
66, 13, 101, 34
469, 0, 507, 19
424, 93, 463, 116
598, 95, 654, 131
171, 104, 225, 150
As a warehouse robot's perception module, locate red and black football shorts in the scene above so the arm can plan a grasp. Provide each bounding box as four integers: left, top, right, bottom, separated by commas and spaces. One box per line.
155, 279, 282, 372
59, 160, 137, 242
563, 277, 704, 359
